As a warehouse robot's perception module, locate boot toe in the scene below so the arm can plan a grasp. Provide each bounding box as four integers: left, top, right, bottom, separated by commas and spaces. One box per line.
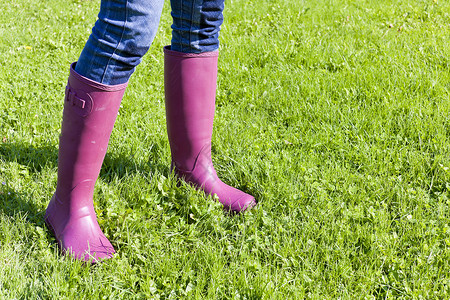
228, 193, 257, 213
48, 216, 115, 263
62, 233, 115, 263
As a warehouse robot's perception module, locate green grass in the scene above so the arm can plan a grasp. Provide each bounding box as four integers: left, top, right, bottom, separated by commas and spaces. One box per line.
1, 0, 450, 298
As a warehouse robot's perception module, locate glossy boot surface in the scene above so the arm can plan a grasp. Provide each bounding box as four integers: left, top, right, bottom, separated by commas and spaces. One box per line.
164, 46, 256, 213
45, 63, 127, 262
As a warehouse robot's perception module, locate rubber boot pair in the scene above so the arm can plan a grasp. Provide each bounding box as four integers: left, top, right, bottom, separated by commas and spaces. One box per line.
45, 48, 256, 262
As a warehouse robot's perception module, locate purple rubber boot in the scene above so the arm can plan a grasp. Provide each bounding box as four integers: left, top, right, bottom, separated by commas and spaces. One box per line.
164, 46, 256, 213
45, 63, 127, 262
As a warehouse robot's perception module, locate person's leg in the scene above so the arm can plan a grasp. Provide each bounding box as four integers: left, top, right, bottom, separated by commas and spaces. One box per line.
164, 0, 256, 213
46, 0, 164, 262
76, 0, 164, 85
170, 0, 223, 53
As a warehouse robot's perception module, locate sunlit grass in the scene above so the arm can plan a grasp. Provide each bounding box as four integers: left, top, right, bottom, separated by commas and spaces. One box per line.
1, 0, 450, 298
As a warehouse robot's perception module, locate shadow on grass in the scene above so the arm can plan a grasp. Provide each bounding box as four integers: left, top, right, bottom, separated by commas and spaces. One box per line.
0, 184, 44, 226
0, 141, 169, 223
0, 142, 57, 225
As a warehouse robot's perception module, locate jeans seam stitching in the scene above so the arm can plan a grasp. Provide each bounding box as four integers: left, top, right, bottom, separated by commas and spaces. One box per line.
189, 0, 196, 52
101, 1, 129, 83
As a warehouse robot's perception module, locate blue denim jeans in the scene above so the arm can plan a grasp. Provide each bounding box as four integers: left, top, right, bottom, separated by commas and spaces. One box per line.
75, 0, 224, 85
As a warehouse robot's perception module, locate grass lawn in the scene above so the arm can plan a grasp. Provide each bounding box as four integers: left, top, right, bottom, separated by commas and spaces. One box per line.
1, 0, 450, 298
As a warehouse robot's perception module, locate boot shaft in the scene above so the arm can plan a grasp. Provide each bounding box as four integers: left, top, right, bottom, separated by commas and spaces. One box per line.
164, 46, 219, 172
56, 63, 128, 206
